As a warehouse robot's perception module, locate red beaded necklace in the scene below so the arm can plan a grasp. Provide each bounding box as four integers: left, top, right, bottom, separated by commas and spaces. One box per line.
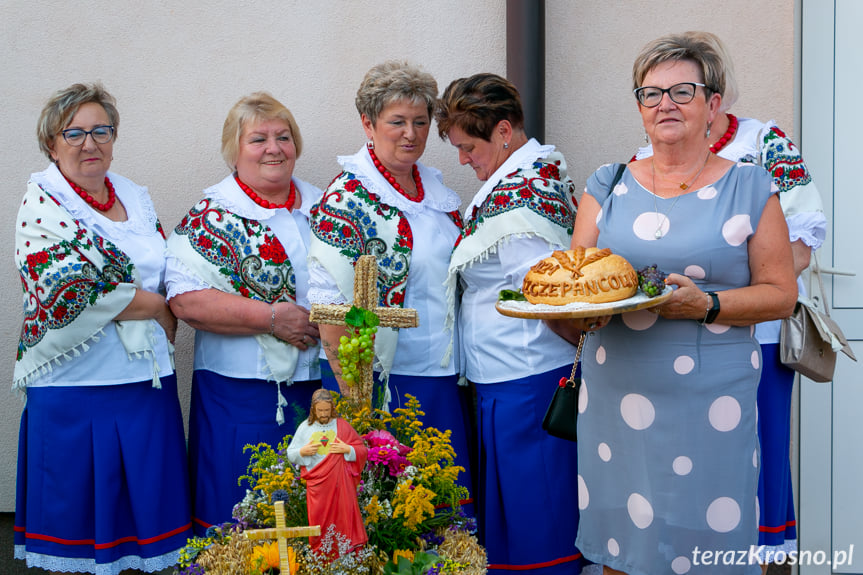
235, 174, 296, 210
64, 175, 116, 212
710, 113, 738, 154
367, 144, 424, 202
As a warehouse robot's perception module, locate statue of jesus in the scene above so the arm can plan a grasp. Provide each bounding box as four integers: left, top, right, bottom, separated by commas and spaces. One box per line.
286, 389, 368, 552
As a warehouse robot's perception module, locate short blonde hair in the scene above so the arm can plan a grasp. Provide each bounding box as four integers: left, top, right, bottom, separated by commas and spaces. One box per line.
632, 32, 729, 106
36, 83, 119, 161
355, 60, 438, 125
221, 92, 303, 170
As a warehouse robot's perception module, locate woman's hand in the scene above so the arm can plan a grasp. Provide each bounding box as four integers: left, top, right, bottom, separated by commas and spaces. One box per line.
169, 289, 319, 347
554, 315, 613, 334
155, 299, 178, 343
652, 273, 704, 320
115, 289, 178, 343
272, 301, 320, 351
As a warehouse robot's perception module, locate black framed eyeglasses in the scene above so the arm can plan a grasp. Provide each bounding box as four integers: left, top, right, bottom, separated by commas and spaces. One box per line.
60, 125, 115, 146
633, 82, 709, 108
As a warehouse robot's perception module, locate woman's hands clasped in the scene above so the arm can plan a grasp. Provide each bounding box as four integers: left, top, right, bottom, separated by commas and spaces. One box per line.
271, 301, 320, 351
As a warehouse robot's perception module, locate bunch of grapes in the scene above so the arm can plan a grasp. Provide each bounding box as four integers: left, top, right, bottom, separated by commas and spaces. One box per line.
637, 264, 668, 298
336, 306, 379, 386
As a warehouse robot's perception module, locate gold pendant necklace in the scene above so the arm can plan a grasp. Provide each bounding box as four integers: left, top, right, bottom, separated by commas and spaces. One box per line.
655, 151, 711, 190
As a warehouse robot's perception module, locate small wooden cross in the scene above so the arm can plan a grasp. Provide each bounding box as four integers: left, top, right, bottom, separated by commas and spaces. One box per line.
310, 254, 419, 403
244, 500, 320, 574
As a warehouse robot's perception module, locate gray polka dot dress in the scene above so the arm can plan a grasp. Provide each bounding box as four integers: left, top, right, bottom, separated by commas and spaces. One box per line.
575, 163, 775, 575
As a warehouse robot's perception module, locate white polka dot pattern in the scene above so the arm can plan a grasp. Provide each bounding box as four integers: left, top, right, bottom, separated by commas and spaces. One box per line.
627, 493, 654, 529
721, 214, 753, 246
578, 380, 589, 414
706, 497, 741, 533
621, 309, 657, 331
672, 456, 693, 475
683, 264, 705, 279
671, 556, 692, 574
620, 394, 655, 430
673, 355, 695, 374
709, 396, 742, 432
633, 211, 667, 241
598, 442, 612, 462
577, 475, 589, 510
576, 162, 767, 571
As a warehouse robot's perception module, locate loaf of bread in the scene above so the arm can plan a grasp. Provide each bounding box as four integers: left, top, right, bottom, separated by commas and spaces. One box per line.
522, 247, 638, 305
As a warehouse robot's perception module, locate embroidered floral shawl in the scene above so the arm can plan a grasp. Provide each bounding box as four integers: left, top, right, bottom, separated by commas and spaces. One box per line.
309, 146, 462, 380
444, 139, 576, 350
15, 166, 162, 390
167, 174, 311, 392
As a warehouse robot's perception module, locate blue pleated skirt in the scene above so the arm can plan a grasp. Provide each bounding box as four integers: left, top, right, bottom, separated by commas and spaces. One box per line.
756, 344, 797, 549
475, 365, 583, 574
14, 374, 192, 575
188, 370, 320, 535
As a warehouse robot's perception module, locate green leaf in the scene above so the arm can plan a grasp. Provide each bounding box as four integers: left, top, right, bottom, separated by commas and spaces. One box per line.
498, 289, 527, 302
364, 309, 380, 327
344, 306, 365, 327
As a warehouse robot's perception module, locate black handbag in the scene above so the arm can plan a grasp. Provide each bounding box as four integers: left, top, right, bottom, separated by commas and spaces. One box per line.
542, 333, 585, 442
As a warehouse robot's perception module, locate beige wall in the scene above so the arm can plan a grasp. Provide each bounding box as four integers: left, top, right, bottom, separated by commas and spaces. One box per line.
547, 0, 796, 198
0, 0, 794, 510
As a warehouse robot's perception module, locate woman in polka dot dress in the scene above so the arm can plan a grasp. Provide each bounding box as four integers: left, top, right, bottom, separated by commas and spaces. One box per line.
569, 36, 798, 575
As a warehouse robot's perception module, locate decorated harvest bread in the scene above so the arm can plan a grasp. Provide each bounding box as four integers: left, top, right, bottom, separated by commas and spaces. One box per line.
522, 247, 638, 305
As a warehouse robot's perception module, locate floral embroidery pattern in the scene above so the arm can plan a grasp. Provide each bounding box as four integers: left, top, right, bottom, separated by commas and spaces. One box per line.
454, 158, 574, 248
310, 172, 417, 307
17, 190, 134, 360
174, 199, 296, 303
743, 127, 812, 193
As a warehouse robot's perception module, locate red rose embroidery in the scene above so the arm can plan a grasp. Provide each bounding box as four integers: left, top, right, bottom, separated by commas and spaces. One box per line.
52, 306, 68, 321
63, 291, 77, 300
342, 225, 353, 238
198, 236, 213, 249
539, 164, 560, 180
239, 286, 251, 298
519, 188, 532, 198
494, 194, 510, 206
390, 292, 404, 305
345, 179, 360, 192
319, 220, 334, 233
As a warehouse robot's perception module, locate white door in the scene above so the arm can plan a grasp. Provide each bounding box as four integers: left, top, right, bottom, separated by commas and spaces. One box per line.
800, 1, 863, 573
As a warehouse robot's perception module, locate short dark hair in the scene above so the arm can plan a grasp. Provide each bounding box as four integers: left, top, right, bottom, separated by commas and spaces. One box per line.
436, 73, 524, 141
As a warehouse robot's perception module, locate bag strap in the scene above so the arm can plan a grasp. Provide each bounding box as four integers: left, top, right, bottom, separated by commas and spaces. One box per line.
811, 251, 831, 317
561, 164, 625, 387
565, 332, 587, 385
610, 162, 626, 192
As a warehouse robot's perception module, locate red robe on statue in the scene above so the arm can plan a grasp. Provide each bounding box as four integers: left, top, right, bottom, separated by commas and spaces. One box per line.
300, 418, 368, 551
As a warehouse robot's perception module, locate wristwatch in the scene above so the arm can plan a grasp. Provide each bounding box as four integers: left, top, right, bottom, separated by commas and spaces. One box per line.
700, 291, 720, 324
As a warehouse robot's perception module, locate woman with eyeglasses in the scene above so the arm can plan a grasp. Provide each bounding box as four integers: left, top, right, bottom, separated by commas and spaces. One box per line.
13, 83, 191, 573
569, 36, 798, 574
630, 32, 826, 572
